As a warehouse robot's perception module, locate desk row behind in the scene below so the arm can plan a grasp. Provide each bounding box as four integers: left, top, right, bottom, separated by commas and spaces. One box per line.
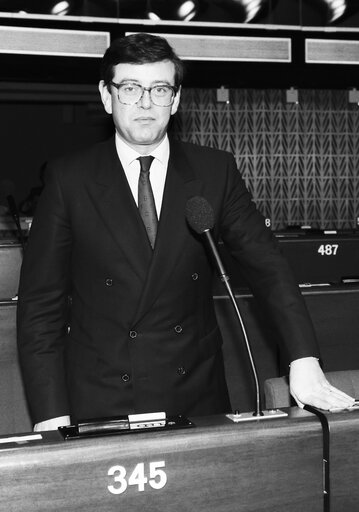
2, 230, 359, 300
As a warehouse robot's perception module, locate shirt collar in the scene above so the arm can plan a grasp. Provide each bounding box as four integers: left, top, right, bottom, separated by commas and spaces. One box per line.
115, 133, 169, 168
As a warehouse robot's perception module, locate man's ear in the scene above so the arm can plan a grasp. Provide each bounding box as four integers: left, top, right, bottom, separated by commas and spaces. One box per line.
170, 85, 182, 116
98, 80, 113, 115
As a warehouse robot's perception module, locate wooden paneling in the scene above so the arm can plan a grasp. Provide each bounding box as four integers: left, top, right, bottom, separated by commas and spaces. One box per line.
0, 303, 32, 435
0, 243, 22, 300
0, 410, 323, 512
328, 409, 359, 511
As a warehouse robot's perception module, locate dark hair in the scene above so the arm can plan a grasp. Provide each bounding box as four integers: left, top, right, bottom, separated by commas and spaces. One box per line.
101, 33, 185, 88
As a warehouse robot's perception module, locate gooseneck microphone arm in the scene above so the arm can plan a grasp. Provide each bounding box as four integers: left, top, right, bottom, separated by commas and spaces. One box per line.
202, 230, 228, 282
202, 228, 263, 417
186, 196, 263, 417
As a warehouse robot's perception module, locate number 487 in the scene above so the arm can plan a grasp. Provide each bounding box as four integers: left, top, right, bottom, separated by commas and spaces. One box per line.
317, 244, 338, 256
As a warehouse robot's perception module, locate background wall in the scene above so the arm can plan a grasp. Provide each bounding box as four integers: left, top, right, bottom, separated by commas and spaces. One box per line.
1, 87, 358, 230
0, 101, 112, 211
173, 88, 359, 230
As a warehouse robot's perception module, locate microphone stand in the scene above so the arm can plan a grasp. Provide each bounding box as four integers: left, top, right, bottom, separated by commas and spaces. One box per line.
203, 230, 287, 422
221, 274, 263, 417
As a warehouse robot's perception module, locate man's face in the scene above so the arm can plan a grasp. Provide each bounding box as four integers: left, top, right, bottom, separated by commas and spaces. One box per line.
99, 60, 181, 154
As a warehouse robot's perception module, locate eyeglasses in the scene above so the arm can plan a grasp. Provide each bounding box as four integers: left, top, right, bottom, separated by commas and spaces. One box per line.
109, 81, 178, 107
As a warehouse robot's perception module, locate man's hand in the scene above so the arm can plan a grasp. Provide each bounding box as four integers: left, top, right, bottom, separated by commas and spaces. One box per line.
33, 415, 71, 432
289, 357, 355, 410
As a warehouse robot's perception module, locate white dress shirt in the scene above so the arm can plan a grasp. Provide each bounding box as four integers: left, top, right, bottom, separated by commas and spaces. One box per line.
115, 133, 169, 218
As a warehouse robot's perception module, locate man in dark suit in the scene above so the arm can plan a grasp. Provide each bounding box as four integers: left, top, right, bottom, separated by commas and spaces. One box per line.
17, 33, 354, 431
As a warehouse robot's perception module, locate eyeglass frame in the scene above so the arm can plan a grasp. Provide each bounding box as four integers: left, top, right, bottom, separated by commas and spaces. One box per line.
109, 81, 179, 107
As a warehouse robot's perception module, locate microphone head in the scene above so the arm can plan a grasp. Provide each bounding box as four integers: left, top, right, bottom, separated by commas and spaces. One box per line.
185, 196, 214, 234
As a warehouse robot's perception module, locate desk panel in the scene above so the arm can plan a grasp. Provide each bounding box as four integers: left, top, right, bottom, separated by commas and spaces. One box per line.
0, 242, 22, 300
324, 409, 359, 512
0, 410, 323, 512
0, 302, 32, 435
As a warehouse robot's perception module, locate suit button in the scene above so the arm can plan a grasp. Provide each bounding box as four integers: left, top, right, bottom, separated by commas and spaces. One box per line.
129, 330, 137, 339
191, 273, 199, 280
177, 367, 186, 375
105, 278, 113, 286
174, 325, 183, 334
121, 374, 130, 382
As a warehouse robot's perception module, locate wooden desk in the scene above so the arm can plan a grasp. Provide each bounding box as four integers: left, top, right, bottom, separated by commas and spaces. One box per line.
0, 409, 323, 512
0, 302, 32, 435
0, 242, 22, 300
324, 408, 359, 512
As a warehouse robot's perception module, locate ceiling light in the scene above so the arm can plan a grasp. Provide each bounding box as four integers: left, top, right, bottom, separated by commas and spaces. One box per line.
146, 0, 198, 21
51, 1, 70, 15
239, 0, 263, 23
324, 0, 347, 23
177, 1, 197, 21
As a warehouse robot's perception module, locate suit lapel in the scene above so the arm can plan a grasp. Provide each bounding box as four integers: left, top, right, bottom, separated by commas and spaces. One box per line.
131, 139, 203, 325
87, 137, 203, 325
87, 138, 153, 283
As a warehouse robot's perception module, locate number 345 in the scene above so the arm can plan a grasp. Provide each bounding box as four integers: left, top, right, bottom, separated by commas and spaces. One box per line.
108, 461, 167, 495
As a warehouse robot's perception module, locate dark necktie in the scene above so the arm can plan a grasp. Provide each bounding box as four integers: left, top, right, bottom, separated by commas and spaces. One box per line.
138, 155, 157, 249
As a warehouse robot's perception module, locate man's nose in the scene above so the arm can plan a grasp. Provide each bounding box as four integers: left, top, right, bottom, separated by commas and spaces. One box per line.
138, 89, 152, 109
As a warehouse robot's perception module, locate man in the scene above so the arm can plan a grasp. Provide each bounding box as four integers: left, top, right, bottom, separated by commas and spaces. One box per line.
17, 33, 354, 431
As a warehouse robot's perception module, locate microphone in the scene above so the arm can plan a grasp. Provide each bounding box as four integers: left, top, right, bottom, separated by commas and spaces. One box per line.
185, 196, 229, 283
186, 196, 286, 421
0, 180, 26, 251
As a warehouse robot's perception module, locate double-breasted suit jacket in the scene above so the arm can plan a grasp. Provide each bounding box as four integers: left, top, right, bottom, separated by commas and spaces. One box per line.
17, 137, 320, 424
